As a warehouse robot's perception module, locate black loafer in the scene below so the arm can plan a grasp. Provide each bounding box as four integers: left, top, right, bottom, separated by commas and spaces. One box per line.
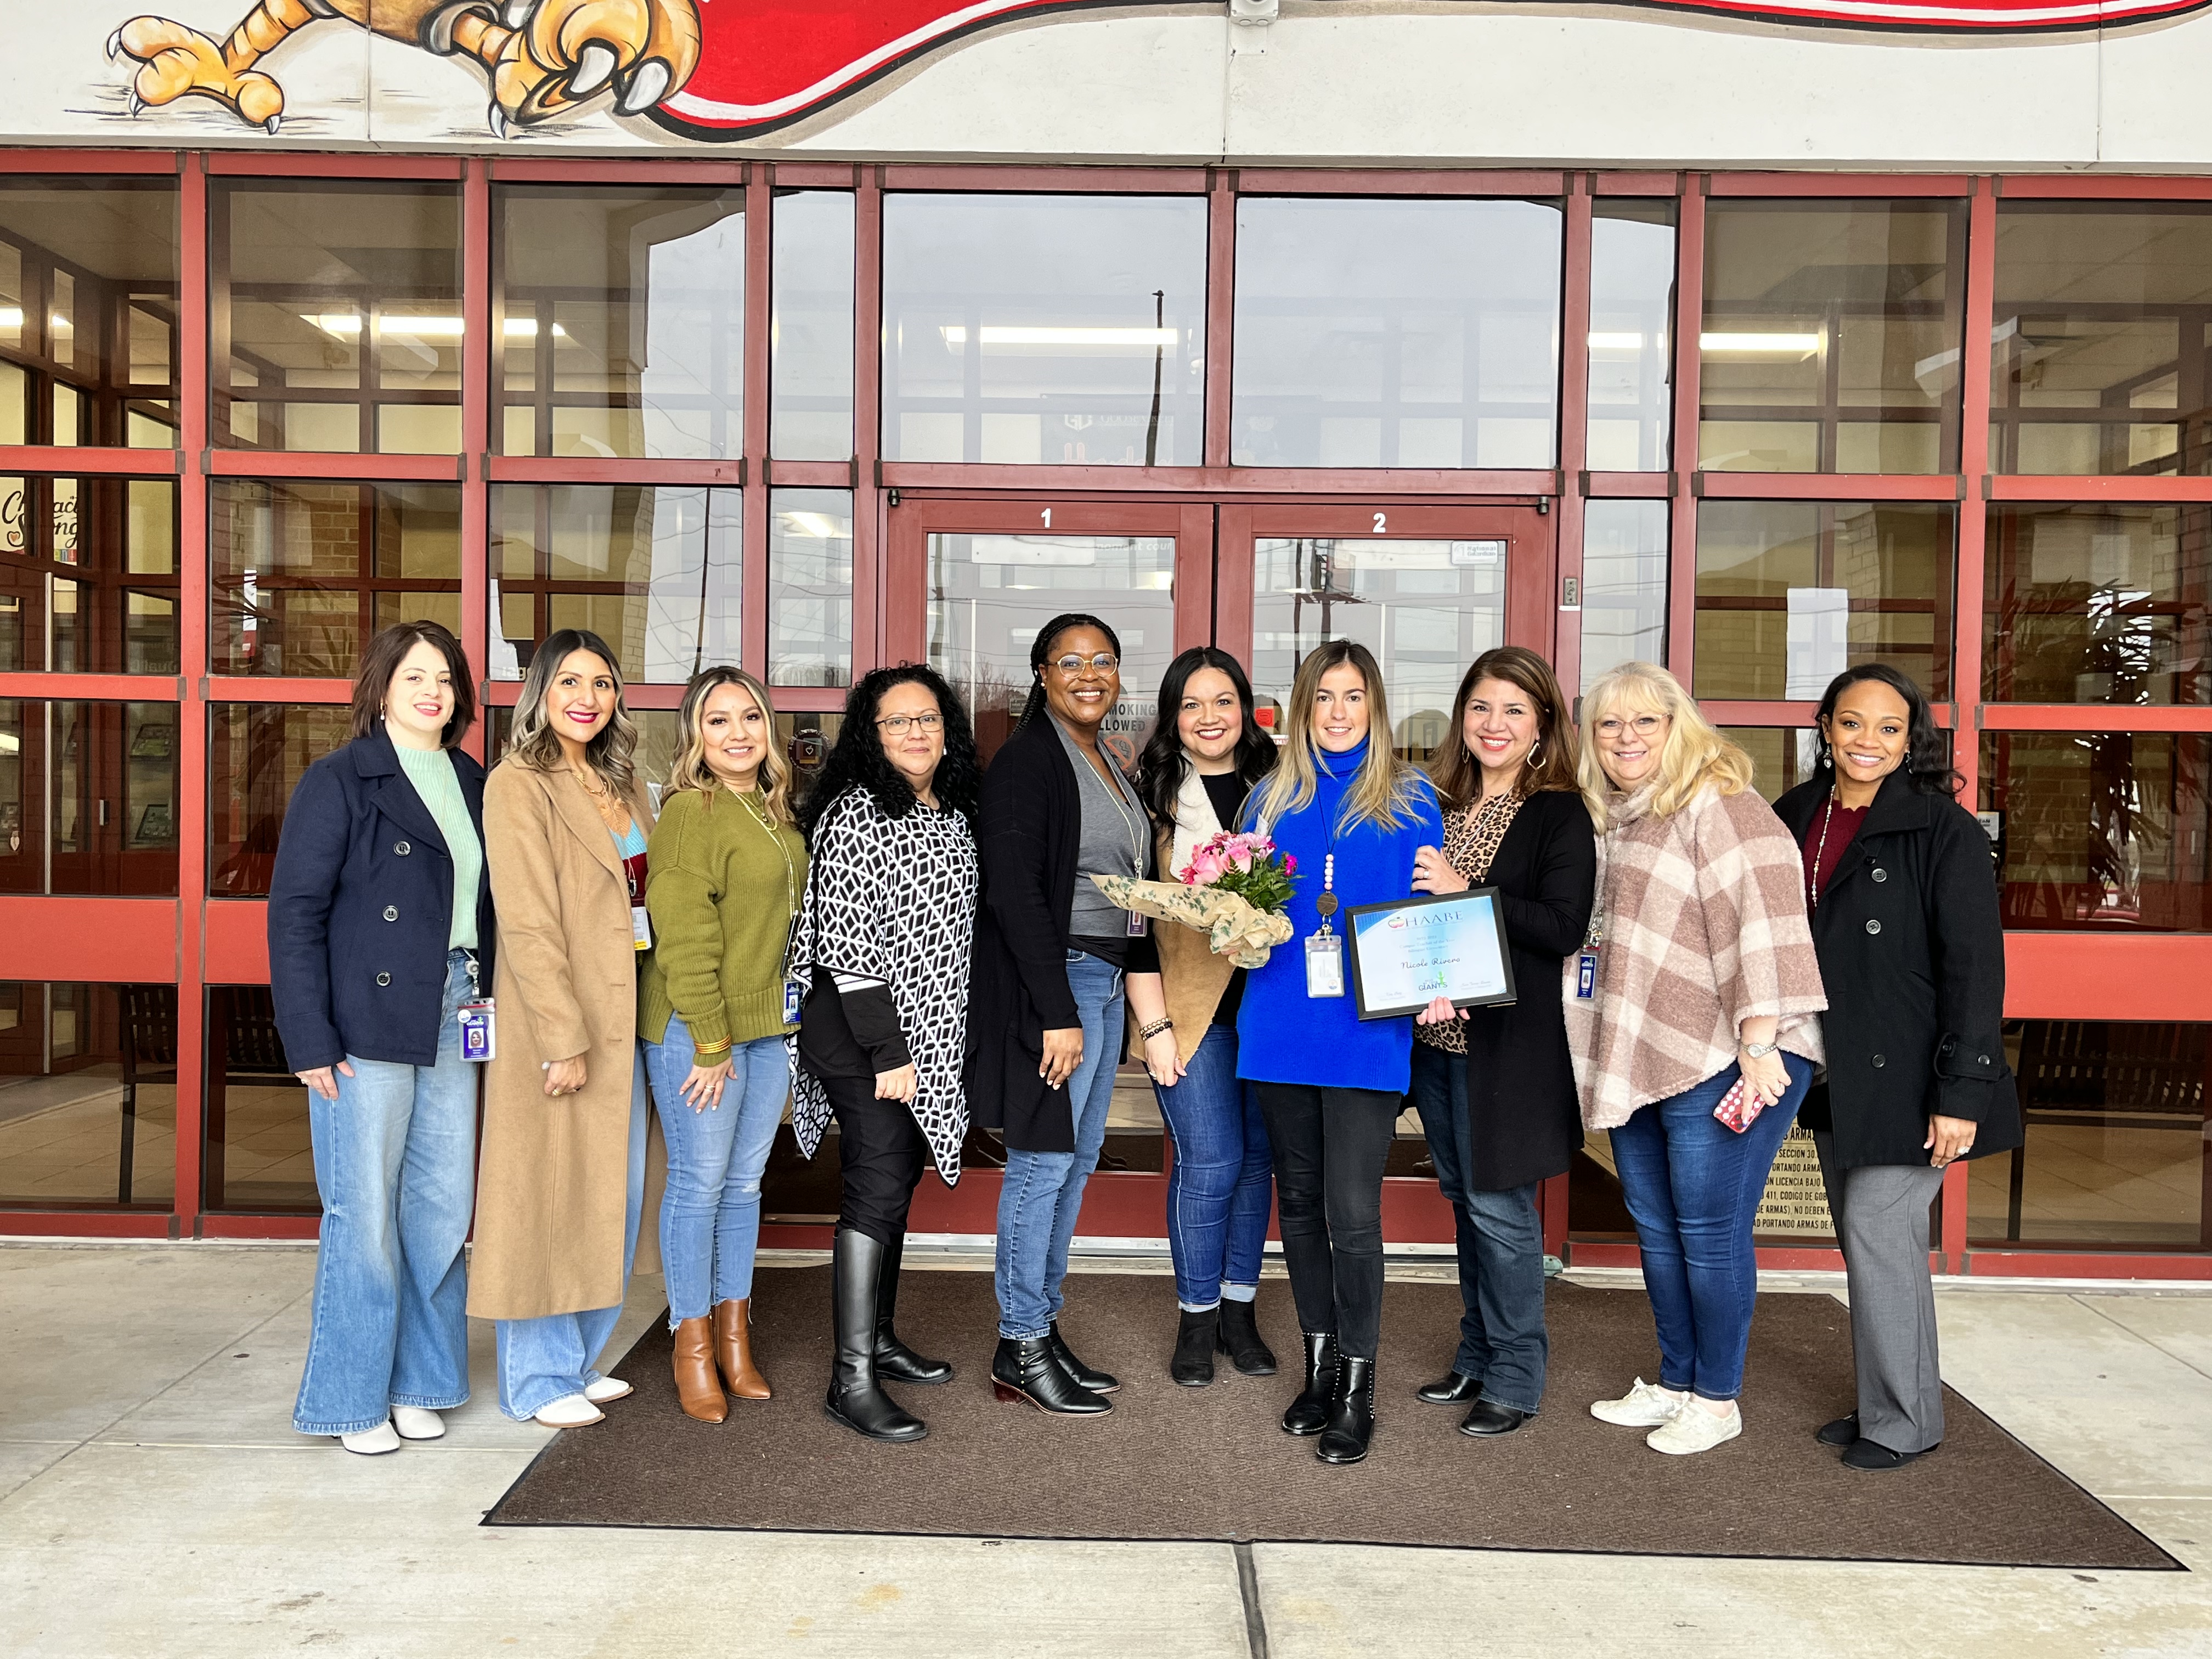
1815, 1412, 1859, 1448
1841, 1437, 1931, 1472
1458, 1400, 1528, 1437
1416, 1370, 1482, 1406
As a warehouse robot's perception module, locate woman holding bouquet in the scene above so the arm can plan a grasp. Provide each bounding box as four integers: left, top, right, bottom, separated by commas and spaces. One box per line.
1125, 647, 1282, 1387
1239, 640, 1444, 1465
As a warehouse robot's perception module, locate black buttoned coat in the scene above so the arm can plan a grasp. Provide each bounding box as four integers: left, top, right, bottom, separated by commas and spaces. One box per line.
1774, 769, 2023, 1172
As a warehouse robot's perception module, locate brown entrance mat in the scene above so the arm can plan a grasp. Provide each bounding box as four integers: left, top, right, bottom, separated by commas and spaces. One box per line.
483, 1268, 2180, 1569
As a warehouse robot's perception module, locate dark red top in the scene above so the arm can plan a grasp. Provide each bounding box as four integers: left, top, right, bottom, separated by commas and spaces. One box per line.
1801, 797, 1869, 907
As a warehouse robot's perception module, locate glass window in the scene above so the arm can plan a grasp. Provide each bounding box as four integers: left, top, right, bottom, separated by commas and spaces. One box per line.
210, 703, 350, 896
498, 184, 745, 460
1984, 503, 2211, 705
1694, 501, 1956, 701
771, 190, 855, 461
203, 985, 316, 1213
882, 195, 1206, 466
216, 182, 462, 455
1991, 204, 2212, 477
1250, 538, 1506, 763
1971, 1019, 2207, 1250
1700, 200, 1964, 475
0, 476, 177, 673
777, 709, 844, 786
1980, 731, 2209, 933
927, 533, 1176, 761
0, 178, 179, 450
1581, 499, 1669, 692
0, 699, 178, 895
1232, 198, 1562, 470
770, 489, 853, 687
1587, 201, 1676, 472
0, 981, 177, 1208
493, 484, 740, 685
211, 481, 460, 678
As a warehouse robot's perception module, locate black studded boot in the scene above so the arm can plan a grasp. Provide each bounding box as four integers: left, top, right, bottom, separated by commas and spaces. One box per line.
1316, 1355, 1376, 1465
1282, 1331, 1339, 1436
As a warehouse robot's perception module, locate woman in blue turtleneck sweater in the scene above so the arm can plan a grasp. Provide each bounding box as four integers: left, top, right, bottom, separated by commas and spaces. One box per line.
1239, 639, 1444, 1466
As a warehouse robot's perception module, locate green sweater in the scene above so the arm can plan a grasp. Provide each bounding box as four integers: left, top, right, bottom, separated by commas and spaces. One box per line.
638, 786, 809, 1051
392, 742, 482, 951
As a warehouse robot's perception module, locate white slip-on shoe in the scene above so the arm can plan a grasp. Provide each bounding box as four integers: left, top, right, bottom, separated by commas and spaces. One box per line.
338, 1419, 402, 1455
391, 1406, 446, 1441
582, 1376, 633, 1406
533, 1393, 606, 1429
1590, 1378, 1685, 1427
1647, 1398, 1742, 1455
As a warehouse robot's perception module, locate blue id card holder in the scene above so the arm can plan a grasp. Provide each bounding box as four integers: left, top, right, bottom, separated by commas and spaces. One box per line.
782, 976, 804, 1026
1576, 951, 1598, 1000
458, 998, 496, 1062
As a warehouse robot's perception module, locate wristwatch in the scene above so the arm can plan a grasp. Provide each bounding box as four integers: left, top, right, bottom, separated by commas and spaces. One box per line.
1740, 1039, 1778, 1059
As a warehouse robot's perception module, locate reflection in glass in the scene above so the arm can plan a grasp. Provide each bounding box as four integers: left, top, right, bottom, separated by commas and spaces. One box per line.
1980, 731, 2208, 933
0, 700, 177, 895
211, 482, 460, 678
883, 195, 1205, 466
770, 488, 853, 687
0, 178, 178, 449
1723, 725, 1815, 805
771, 191, 855, 460
1588, 201, 1676, 472
0, 981, 177, 1207
1581, 500, 1669, 693
927, 533, 1175, 761
1991, 204, 2212, 477
493, 484, 740, 684
217, 182, 462, 454
203, 985, 317, 1212
777, 710, 845, 789
1700, 200, 1963, 474
1694, 501, 1955, 701
210, 703, 351, 896
1233, 198, 1562, 470
0, 476, 177, 674
1250, 538, 1506, 764
1984, 503, 2211, 705
498, 185, 745, 459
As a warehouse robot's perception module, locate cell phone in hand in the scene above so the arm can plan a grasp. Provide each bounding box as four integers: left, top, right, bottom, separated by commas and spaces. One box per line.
1712, 1075, 1765, 1135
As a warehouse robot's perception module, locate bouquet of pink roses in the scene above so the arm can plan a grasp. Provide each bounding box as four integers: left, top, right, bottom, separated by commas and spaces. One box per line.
1177, 830, 1298, 913
1092, 830, 1299, 970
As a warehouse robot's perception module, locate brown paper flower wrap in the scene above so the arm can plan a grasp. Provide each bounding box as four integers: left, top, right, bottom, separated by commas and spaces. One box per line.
1089, 873, 1294, 969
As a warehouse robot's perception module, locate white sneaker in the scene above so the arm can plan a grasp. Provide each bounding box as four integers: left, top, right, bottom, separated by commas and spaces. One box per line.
1647, 1399, 1742, 1455
338, 1419, 402, 1455
1590, 1378, 1685, 1427
582, 1376, 633, 1405
533, 1393, 606, 1429
391, 1406, 445, 1441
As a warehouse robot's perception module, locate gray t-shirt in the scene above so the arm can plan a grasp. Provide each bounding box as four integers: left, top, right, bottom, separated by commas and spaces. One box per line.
1052, 715, 1150, 938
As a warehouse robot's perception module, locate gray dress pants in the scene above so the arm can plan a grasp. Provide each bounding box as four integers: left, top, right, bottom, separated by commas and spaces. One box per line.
1812, 1131, 1948, 1454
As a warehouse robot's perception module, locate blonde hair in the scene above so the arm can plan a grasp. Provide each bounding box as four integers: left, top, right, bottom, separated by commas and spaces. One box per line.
667, 667, 795, 826
1576, 661, 1753, 827
1251, 640, 1430, 833
508, 628, 639, 795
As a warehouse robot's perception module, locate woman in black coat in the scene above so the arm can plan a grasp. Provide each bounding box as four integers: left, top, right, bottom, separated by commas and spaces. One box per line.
1406, 647, 1596, 1438
1774, 664, 2023, 1471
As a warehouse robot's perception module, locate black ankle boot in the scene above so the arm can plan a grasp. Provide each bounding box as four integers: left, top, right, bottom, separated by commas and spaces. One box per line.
1046, 1321, 1119, 1394
1316, 1354, 1376, 1465
872, 1230, 952, 1386
823, 1229, 926, 1443
992, 1336, 1112, 1415
1170, 1309, 1218, 1387
1216, 1297, 1277, 1376
1282, 1332, 1339, 1436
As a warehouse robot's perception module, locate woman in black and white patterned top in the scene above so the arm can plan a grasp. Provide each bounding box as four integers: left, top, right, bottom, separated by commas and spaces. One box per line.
792, 664, 982, 1444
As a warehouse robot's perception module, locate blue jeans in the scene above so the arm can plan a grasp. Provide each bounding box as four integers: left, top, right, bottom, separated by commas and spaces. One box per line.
1608, 1054, 1814, 1402
645, 1020, 788, 1324
994, 950, 1125, 1340
1154, 1023, 1273, 1310
1409, 1041, 1548, 1414
494, 1048, 651, 1420
293, 949, 479, 1436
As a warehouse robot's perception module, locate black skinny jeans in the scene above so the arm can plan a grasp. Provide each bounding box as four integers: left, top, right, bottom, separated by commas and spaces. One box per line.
818, 1071, 928, 1245
1253, 1083, 1401, 1360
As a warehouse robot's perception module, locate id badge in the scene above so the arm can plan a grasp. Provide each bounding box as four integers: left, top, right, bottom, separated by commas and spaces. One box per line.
782, 975, 804, 1026
1126, 908, 1148, 939
631, 904, 652, 952
1305, 932, 1345, 998
1576, 950, 1598, 1000
458, 998, 496, 1063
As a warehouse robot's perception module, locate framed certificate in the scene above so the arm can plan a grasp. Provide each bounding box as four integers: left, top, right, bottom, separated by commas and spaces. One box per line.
1343, 889, 1517, 1021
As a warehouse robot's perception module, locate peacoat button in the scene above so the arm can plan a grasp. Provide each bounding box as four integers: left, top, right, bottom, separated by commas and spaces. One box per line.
395, 840, 411, 856
1978, 1054, 1991, 1065
1871, 1053, 1886, 1068
376, 972, 392, 986
1871, 867, 1887, 883
1865, 918, 1882, 935
383, 905, 399, 922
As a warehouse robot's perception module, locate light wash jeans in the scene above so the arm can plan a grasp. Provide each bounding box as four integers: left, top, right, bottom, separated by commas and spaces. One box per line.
292, 949, 479, 1437
494, 1048, 651, 1420
994, 949, 1124, 1341
1153, 1023, 1273, 1311
644, 1019, 789, 1325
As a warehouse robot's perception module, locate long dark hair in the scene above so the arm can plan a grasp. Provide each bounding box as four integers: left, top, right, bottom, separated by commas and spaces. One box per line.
350, 619, 475, 748
797, 664, 982, 841
1015, 612, 1123, 731
1811, 664, 1961, 797
1136, 646, 1277, 827
1429, 646, 1580, 812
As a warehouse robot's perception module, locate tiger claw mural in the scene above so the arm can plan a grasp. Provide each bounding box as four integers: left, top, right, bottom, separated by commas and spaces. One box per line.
97, 0, 2212, 143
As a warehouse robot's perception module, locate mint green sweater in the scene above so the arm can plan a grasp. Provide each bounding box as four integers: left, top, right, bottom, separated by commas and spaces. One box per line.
393, 743, 482, 951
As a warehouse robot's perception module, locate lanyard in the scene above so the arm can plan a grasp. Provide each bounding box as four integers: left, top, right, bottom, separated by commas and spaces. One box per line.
733, 788, 802, 974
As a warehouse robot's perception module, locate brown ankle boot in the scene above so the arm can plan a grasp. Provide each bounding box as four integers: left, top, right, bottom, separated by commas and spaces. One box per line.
672, 1317, 727, 1424
714, 1298, 772, 1400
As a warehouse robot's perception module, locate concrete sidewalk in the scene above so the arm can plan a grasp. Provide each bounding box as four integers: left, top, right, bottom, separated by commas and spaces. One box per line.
2, 1243, 2207, 1658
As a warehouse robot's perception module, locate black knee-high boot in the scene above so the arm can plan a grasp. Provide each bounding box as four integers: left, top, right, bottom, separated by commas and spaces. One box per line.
873, 1230, 952, 1385
823, 1229, 926, 1443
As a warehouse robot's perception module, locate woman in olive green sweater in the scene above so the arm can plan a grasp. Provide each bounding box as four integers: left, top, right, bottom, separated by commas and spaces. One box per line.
640, 667, 809, 1424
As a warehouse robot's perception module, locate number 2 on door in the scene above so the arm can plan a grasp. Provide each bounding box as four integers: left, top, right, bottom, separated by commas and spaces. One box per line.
1372, 512, 1387, 533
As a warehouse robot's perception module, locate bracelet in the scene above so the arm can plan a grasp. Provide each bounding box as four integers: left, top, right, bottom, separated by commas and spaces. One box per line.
691, 1040, 733, 1059
1139, 1018, 1173, 1041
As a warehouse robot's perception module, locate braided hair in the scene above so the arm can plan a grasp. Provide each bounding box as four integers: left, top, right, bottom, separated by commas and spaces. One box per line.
1015, 612, 1124, 731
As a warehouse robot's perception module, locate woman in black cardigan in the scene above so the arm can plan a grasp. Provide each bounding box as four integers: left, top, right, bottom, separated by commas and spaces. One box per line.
1775, 665, 2022, 1471
1407, 647, 1596, 1438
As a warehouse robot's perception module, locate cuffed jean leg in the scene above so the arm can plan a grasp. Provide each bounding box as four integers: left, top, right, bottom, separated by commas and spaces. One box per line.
1156, 1025, 1248, 1309
713, 1036, 791, 1305
1222, 1071, 1274, 1294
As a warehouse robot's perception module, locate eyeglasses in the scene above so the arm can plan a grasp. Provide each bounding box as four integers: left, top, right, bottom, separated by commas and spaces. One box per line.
1050, 653, 1120, 676
1595, 714, 1668, 739
875, 713, 944, 735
